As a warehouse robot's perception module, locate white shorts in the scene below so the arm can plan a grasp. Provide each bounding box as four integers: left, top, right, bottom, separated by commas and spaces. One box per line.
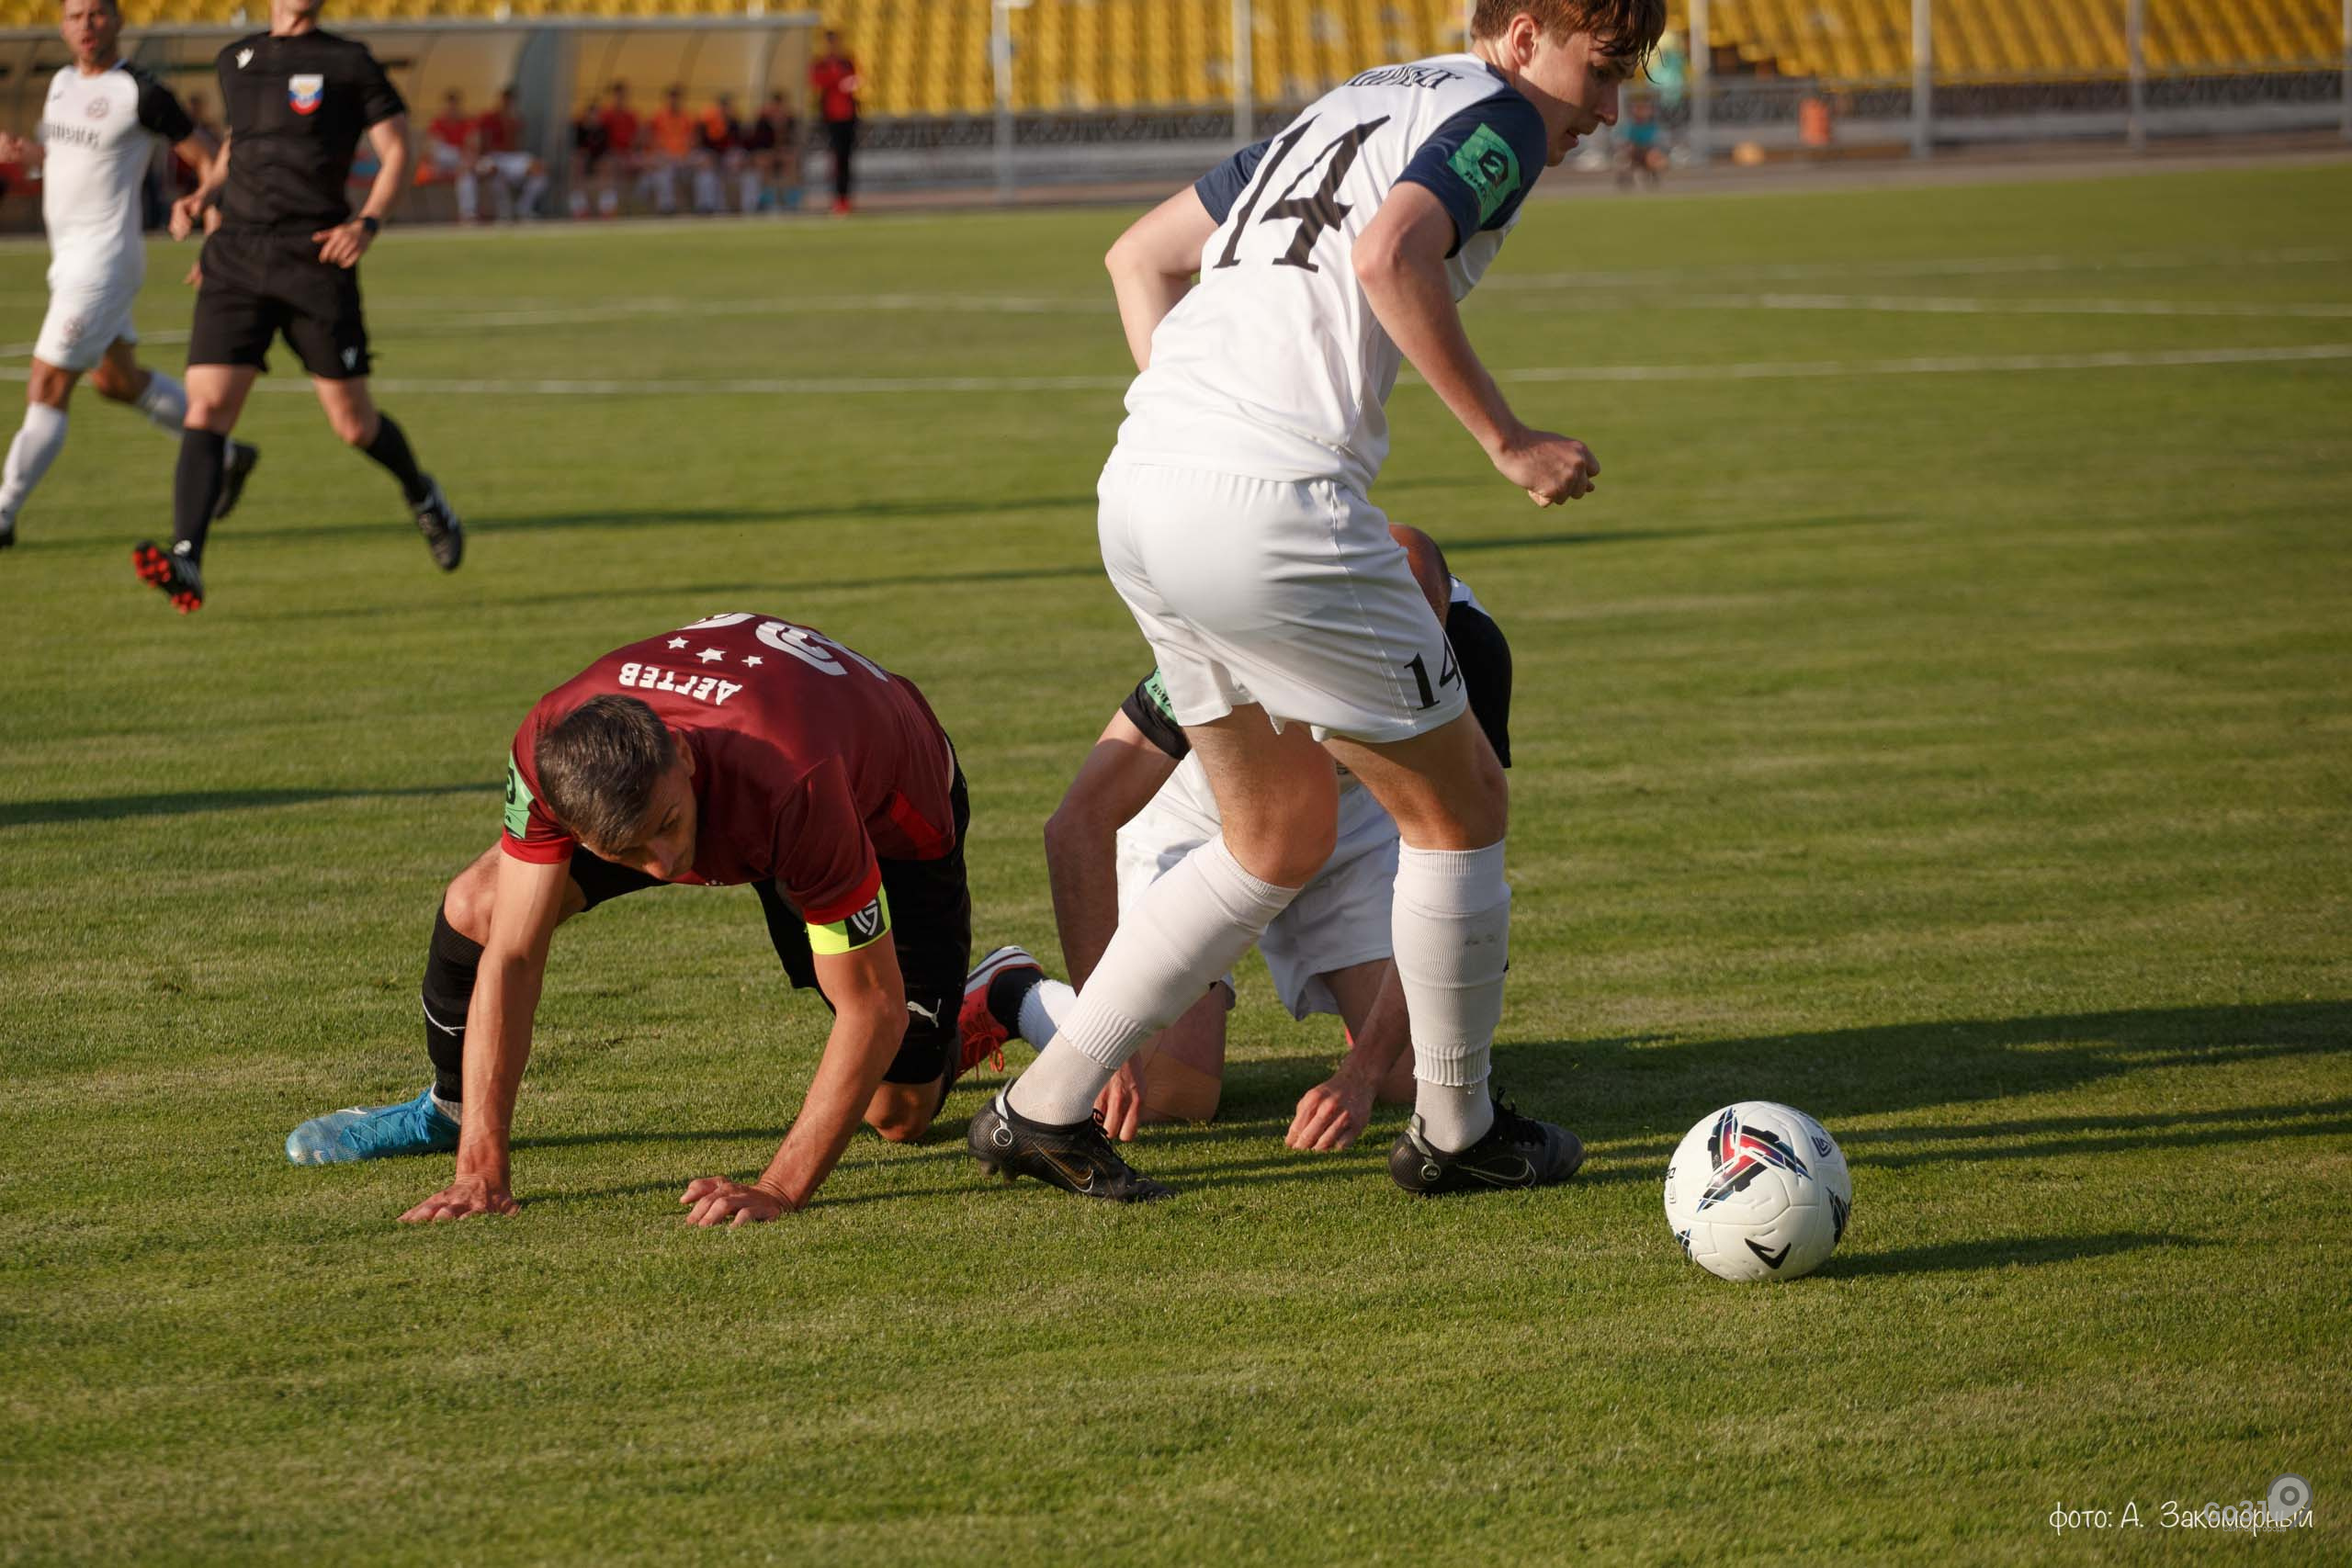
1097, 457, 1468, 744
1114, 769, 1400, 1020
483, 152, 536, 182
35, 262, 140, 374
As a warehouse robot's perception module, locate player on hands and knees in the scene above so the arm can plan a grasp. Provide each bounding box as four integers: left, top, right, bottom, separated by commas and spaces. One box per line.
137, 0, 459, 613
286, 614, 985, 1227
972, 0, 1658, 1199
967, 530, 1564, 1169
0, 0, 255, 552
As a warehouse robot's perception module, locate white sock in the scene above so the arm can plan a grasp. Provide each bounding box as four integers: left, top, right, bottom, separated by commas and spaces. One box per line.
456, 170, 479, 221
1007, 836, 1298, 1123
522, 173, 548, 217
0, 403, 67, 525
430, 1090, 462, 1124
1395, 840, 1511, 1151
740, 170, 762, 211
134, 370, 187, 435
1016, 977, 1076, 1047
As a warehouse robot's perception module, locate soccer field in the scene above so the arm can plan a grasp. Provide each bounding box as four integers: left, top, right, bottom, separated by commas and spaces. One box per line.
3, 159, 2348, 1564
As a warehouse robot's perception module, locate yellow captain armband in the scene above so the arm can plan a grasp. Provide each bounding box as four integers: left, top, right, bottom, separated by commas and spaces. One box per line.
807, 887, 891, 954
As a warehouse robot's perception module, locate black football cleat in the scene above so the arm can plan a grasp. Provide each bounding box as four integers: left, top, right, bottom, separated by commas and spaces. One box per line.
1388, 1092, 1585, 1196
131, 540, 204, 615
967, 1090, 1173, 1202
412, 477, 463, 570
212, 441, 260, 521
0, 516, 16, 549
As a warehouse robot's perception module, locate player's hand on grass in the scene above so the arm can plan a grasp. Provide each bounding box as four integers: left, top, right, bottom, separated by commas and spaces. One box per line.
680, 1175, 791, 1227
314, 220, 374, 268
1094, 1062, 1146, 1143
1489, 424, 1599, 506
1286, 1074, 1375, 1152
399, 1175, 518, 1223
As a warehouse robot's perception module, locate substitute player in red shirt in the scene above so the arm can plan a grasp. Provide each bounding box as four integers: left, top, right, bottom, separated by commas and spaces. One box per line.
285, 612, 981, 1226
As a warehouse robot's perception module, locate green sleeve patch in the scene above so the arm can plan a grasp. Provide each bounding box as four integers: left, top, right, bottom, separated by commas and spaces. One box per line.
1142, 670, 1178, 725
1448, 122, 1522, 227
503, 757, 535, 840
807, 886, 891, 956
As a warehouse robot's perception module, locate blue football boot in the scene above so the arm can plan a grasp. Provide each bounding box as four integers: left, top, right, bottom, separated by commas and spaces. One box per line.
286, 1086, 459, 1165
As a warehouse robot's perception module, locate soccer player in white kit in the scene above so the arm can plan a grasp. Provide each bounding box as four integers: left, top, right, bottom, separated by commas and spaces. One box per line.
0, 0, 255, 549
968, 1, 1662, 1201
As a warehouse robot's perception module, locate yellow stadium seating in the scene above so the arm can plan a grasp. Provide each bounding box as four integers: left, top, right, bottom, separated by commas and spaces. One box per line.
55, 0, 2343, 107
1677, 0, 2340, 83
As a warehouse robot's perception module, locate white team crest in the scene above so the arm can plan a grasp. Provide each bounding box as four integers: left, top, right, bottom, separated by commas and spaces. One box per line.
236, 48, 254, 67
342, 346, 358, 368
288, 74, 325, 115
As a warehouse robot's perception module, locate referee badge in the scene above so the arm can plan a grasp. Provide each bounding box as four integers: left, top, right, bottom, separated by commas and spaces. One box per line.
288, 74, 325, 115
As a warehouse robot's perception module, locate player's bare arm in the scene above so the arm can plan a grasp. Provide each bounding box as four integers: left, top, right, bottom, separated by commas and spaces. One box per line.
1044, 708, 1180, 988
398, 851, 565, 1223
318, 116, 406, 267
170, 131, 228, 239
1352, 182, 1597, 506
1285, 962, 1414, 1152
1104, 188, 1220, 373
681, 935, 910, 1226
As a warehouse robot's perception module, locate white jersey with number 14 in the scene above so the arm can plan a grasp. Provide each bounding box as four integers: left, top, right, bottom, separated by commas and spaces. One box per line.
1114, 54, 1551, 497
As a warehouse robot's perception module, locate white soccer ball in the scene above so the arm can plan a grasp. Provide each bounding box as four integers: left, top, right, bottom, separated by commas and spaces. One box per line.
1662, 1101, 1851, 1282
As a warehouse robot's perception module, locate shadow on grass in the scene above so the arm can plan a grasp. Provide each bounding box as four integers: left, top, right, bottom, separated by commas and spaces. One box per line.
0, 781, 490, 829
1468, 999, 2352, 1141
1819, 1231, 2202, 1279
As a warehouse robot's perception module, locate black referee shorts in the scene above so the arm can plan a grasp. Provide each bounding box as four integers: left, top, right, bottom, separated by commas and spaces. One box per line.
566, 767, 974, 1088
187, 229, 371, 380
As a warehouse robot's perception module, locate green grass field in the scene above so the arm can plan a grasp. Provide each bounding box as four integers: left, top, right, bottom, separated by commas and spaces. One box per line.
2, 159, 2347, 1565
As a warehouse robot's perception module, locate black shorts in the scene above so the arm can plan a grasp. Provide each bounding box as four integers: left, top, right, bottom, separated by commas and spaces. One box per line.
187, 229, 371, 380
567, 766, 973, 1087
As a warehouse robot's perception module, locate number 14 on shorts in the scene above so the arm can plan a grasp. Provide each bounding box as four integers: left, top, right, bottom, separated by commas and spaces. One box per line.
1405, 642, 1459, 709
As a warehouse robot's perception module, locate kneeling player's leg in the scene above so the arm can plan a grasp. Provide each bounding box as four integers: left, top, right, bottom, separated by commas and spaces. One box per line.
1323, 714, 1510, 1152
1005, 706, 1333, 1126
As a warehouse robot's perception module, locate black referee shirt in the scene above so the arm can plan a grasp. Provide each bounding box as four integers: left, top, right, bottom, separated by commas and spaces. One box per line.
216, 28, 404, 232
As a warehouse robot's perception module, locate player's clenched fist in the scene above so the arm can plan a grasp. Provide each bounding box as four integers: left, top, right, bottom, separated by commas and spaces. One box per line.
1490, 425, 1600, 506
399, 1176, 518, 1223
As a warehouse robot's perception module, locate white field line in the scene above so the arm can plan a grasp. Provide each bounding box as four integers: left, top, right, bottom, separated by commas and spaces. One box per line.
1488, 245, 2352, 291
3, 342, 2341, 396
12, 287, 2348, 360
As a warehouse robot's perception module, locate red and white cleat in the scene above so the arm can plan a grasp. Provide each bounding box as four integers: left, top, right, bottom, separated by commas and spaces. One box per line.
959, 945, 1042, 1074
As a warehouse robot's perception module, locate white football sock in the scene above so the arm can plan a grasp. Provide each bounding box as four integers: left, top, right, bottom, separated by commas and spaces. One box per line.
134, 370, 187, 435
430, 1090, 462, 1124
1394, 840, 1511, 1151
1007, 836, 1297, 1124
1016, 977, 1076, 1047
0, 403, 67, 525
455, 170, 479, 221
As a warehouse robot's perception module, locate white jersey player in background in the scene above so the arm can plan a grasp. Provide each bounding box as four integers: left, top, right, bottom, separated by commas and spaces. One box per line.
0, 0, 256, 549
969, 0, 1664, 1201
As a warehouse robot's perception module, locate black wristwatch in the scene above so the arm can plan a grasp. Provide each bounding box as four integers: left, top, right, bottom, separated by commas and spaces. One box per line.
359, 215, 381, 236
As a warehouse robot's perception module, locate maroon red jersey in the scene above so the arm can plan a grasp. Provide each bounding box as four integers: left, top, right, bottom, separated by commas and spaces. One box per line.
476, 108, 522, 154
501, 614, 956, 925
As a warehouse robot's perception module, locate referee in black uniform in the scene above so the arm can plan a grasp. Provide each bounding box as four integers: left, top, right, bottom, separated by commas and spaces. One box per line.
134, 0, 460, 615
